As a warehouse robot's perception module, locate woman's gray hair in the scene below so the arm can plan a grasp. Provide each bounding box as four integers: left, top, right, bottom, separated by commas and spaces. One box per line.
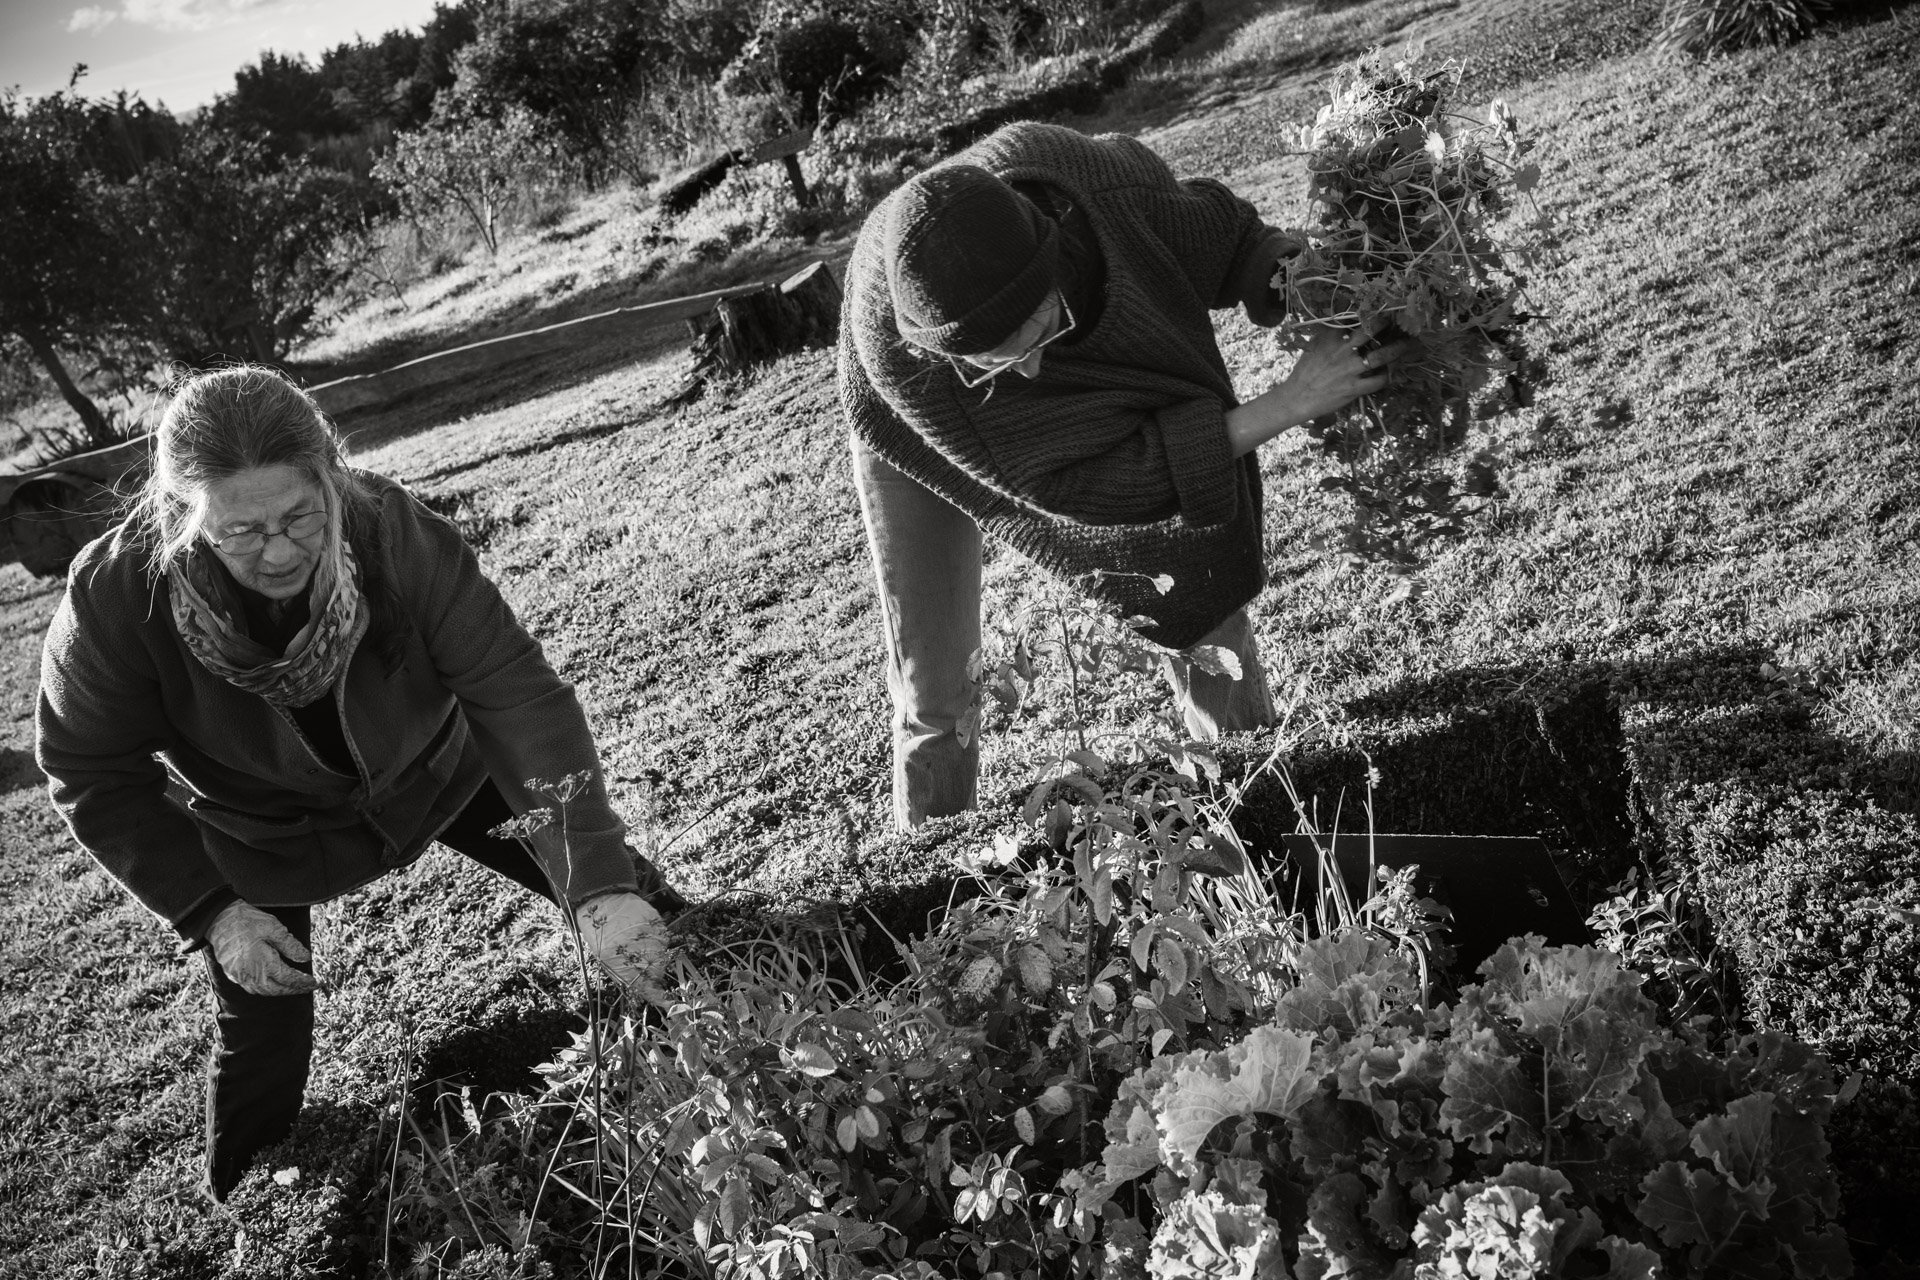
139, 365, 376, 577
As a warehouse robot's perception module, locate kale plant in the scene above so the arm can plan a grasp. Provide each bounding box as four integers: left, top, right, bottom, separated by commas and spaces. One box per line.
1080, 934, 1854, 1279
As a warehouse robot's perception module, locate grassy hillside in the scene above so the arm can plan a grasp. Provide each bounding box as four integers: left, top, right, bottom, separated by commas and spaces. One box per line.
2, 0, 1917, 1274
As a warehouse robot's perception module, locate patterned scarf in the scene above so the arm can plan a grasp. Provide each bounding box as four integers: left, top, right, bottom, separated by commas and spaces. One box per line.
168, 527, 368, 709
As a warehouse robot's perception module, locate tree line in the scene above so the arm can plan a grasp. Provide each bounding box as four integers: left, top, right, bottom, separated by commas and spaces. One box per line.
1, 0, 1153, 449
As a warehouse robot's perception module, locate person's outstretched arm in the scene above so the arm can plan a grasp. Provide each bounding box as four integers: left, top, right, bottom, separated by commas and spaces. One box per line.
1225, 323, 1419, 456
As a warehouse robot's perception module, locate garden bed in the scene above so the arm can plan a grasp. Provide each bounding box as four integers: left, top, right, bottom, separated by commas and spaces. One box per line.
801, 646, 1920, 1272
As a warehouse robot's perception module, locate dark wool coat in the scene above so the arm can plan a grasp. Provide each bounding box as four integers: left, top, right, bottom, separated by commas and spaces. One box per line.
839, 121, 1278, 649
35, 473, 639, 937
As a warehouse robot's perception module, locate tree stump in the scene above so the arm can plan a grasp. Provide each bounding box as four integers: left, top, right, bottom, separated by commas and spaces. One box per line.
686, 261, 843, 384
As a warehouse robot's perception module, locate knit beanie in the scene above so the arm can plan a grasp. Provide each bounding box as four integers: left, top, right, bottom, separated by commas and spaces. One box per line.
883, 164, 1059, 357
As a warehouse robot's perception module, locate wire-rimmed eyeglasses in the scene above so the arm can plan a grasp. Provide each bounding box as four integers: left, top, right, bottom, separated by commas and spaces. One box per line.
949, 295, 1076, 389
205, 510, 329, 556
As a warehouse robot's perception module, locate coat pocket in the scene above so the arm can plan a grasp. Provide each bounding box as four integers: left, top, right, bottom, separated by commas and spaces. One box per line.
185, 794, 319, 842
414, 711, 469, 790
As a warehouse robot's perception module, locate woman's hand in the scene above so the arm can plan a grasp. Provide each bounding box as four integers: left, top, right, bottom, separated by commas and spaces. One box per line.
576, 890, 673, 1005
207, 901, 317, 997
1225, 322, 1419, 457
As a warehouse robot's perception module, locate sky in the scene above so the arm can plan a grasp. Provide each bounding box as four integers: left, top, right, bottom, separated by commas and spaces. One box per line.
0, 0, 450, 114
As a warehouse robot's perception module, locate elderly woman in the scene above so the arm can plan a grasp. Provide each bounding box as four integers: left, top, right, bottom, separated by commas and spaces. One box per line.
35, 366, 682, 1202
840, 121, 1412, 827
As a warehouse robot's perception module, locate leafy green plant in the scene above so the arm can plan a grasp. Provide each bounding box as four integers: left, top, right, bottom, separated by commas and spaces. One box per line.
399, 633, 1437, 1279
520, 765, 1312, 1278
1654, 0, 1824, 57
1079, 933, 1854, 1279
378, 613, 1850, 1280
962, 571, 1254, 773
380, 1083, 578, 1279
1275, 49, 1553, 585
1586, 863, 1739, 1033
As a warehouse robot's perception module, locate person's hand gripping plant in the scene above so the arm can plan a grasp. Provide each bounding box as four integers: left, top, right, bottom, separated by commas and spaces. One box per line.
1274, 49, 1555, 584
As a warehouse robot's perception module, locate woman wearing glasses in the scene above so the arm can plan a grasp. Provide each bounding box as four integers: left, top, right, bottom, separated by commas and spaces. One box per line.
35, 365, 684, 1201
840, 121, 1412, 828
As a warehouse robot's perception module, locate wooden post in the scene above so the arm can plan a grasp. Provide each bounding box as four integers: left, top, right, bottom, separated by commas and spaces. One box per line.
752, 128, 818, 210
781, 153, 814, 208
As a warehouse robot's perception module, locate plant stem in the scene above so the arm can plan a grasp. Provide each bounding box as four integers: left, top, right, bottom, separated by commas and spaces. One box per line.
381, 1023, 410, 1276
1060, 612, 1087, 753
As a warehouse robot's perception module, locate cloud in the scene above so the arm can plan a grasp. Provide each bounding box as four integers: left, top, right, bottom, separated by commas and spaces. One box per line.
67, 6, 120, 31
68, 0, 280, 35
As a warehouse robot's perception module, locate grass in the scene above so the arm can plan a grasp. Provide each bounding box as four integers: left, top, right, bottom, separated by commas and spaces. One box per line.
2, 0, 1918, 1273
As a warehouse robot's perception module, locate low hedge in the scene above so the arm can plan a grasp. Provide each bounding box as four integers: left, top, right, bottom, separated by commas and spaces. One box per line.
1615, 652, 1920, 1082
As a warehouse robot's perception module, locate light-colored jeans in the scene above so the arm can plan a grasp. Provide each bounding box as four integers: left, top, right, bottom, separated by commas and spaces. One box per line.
852, 437, 1276, 830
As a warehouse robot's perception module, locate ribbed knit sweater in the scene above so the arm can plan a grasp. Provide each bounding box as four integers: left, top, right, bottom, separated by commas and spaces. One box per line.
839, 121, 1279, 649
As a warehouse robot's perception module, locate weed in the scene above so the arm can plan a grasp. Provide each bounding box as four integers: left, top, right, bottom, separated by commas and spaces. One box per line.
1274, 49, 1553, 583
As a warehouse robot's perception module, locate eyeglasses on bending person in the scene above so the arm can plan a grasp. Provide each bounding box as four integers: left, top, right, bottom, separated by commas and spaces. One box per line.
204, 509, 329, 556
950, 293, 1076, 388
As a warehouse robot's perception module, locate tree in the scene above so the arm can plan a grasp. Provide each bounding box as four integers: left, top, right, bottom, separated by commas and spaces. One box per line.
206, 51, 357, 159
455, 0, 667, 162
126, 126, 373, 365
0, 91, 139, 447
409, 1, 485, 126
373, 99, 566, 255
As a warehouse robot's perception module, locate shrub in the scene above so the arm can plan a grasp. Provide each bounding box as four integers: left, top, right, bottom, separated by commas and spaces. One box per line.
720, 5, 912, 126
601, 72, 733, 185
453, 0, 664, 161
0, 89, 141, 445
1615, 652, 1920, 1082
1654, 0, 1824, 56
662, 0, 761, 77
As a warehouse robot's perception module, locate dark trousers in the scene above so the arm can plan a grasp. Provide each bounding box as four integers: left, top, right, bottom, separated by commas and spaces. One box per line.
202, 780, 554, 1201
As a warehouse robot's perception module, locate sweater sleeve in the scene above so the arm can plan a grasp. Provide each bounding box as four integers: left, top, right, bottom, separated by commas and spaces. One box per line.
1095, 133, 1276, 313
35, 565, 236, 935
383, 488, 638, 907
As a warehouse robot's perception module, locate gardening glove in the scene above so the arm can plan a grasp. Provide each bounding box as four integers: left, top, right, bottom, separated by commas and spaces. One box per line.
206, 901, 317, 997
576, 889, 674, 1006
1234, 227, 1304, 327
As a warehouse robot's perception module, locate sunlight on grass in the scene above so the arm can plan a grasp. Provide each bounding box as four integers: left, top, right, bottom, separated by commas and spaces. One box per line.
4, 1, 1917, 1273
